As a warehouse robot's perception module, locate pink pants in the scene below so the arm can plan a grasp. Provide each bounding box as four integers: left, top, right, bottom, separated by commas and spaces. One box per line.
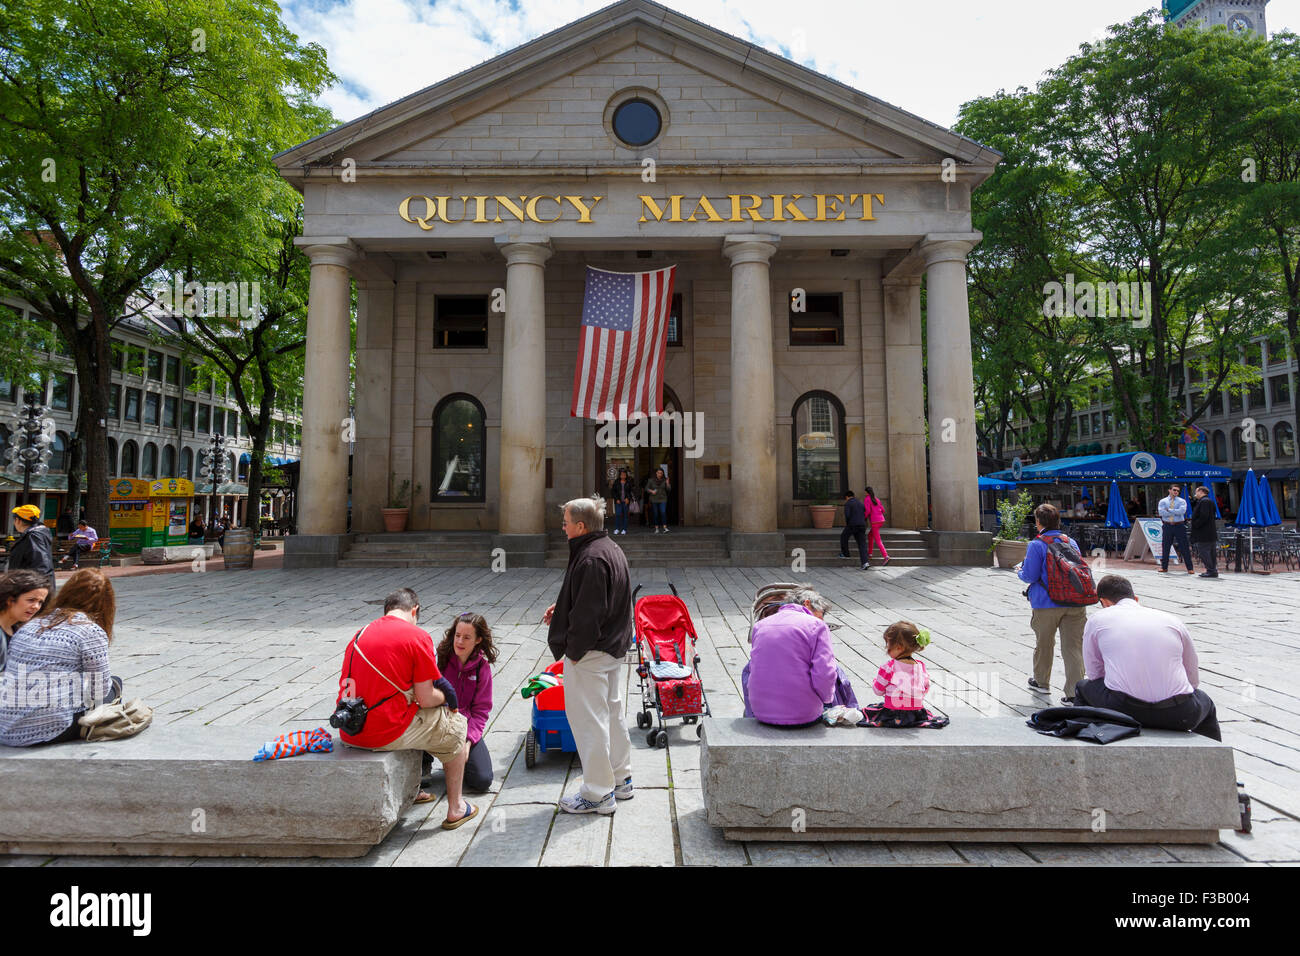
867, 523, 889, 559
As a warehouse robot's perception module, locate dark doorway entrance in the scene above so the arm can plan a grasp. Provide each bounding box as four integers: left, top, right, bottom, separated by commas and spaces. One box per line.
594, 388, 683, 529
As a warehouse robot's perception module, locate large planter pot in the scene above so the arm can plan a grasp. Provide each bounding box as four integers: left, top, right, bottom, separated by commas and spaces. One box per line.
809, 505, 836, 529
381, 508, 410, 533
993, 538, 1029, 569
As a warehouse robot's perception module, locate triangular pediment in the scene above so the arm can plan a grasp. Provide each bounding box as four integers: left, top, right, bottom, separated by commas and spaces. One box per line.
277, 0, 998, 179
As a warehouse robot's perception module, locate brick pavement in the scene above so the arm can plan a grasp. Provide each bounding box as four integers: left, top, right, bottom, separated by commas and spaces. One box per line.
5, 559, 1298, 867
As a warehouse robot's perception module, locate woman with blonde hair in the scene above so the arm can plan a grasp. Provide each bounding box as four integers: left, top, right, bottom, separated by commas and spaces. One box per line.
0, 568, 122, 746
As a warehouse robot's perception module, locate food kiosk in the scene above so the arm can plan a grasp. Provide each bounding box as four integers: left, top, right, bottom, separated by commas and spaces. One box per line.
108, 478, 194, 553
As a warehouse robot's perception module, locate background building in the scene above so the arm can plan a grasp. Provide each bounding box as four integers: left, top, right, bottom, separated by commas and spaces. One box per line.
0, 298, 303, 530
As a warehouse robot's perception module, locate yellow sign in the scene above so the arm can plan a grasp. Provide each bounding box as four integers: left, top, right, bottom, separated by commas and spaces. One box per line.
397, 191, 885, 228
110, 477, 194, 499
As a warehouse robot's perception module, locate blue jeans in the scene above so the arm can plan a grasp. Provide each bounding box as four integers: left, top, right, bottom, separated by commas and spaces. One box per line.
613, 501, 628, 533
652, 501, 667, 526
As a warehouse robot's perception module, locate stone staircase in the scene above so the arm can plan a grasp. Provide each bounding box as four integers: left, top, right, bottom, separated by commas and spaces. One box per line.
544, 528, 730, 568
337, 532, 495, 568
782, 528, 937, 567
337, 527, 939, 568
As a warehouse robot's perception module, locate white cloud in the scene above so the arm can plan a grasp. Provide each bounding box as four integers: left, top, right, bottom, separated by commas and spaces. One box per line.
281, 0, 1300, 129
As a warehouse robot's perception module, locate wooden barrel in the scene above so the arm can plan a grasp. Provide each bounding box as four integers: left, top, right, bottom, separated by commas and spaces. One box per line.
222, 528, 254, 570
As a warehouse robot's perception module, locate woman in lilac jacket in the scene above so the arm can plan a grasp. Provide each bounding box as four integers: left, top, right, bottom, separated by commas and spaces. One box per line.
436, 613, 497, 792
741, 588, 855, 726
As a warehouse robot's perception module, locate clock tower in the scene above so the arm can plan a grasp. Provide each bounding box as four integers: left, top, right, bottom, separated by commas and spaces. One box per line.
1164, 1, 1270, 37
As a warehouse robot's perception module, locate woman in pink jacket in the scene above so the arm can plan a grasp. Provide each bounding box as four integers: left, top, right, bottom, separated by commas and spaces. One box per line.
435, 613, 497, 792
864, 487, 890, 567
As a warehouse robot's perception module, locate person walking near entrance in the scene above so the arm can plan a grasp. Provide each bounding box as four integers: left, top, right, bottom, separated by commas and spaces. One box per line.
838, 491, 869, 568
1157, 483, 1194, 574
1189, 486, 1219, 579
542, 497, 634, 814
6, 505, 54, 595
1016, 503, 1087, 702
608, 467, 634, 536
864, 486, 890, 567
645, 468, 670, 533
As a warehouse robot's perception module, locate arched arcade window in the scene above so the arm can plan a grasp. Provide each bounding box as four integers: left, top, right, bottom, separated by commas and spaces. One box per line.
1213, 430, 1227, 464
1277, 422, 1296, 460
161, 444, 176, 477
142, 442, 158, 479
181, 447, 194, 480
791, 390, 847, 500
121, 440, 138, 477
432, 393, 486, 502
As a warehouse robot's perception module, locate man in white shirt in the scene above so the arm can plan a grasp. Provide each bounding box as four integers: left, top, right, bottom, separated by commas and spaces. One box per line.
1072, 574, 1220, 740
1156, 484, 1194, 574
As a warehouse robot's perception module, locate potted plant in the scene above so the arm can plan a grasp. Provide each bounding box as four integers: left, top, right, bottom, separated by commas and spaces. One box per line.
992, 490, 1036, 568
382, 474, 421, 532
807, 475, 837, 529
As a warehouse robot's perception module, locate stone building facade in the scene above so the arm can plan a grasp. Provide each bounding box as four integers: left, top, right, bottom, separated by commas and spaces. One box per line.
277, 0, 999, 567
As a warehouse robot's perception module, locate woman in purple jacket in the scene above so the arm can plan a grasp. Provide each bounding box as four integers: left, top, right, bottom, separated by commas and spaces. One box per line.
436, 613, 498, 792
741, 587, 856, 726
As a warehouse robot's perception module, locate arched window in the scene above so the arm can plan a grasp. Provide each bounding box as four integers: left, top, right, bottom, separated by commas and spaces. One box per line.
1276, 422, 1296, 460
122, 440, 138, 476
161, 444, 176, 477
1212, 430, 1227, 463
229, 453, 239, 482
50, 431, 69, 472
432, 394, 486, 502
1104, 443, 1113, 455
181, 447, 194, 480
791, 391, 847, 500
1232, 427, 1246, 461
142, 442, 158, 478
1254, 425, 1271, 460
107, 439, 118, 477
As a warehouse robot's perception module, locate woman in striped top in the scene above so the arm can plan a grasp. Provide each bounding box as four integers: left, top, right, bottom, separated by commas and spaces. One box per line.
0, 569, 121, 747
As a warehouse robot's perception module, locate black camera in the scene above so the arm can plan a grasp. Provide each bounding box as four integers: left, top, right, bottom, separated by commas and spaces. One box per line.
329, 696, 368, 735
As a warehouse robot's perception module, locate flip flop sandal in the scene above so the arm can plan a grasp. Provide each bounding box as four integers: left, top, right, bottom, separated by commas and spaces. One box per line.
441, 801, 478, 830
413, 790, 436, 805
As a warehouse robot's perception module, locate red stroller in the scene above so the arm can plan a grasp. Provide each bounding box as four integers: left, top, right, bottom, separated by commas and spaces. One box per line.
632, 583, 711, 748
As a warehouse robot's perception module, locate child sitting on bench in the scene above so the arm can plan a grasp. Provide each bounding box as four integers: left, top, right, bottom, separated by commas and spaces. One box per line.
859, 620, 948, 729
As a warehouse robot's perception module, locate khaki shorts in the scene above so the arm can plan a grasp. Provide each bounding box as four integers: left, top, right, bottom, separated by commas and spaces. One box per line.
375, 707, 467, 763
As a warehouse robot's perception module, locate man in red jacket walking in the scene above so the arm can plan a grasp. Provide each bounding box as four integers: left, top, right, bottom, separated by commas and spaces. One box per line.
543, 496, 634, 814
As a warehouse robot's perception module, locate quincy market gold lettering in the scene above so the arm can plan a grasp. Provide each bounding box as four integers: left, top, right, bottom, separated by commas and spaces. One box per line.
397, 192, 884, 228
398, 195, 603, 230
639, 193, 885, 223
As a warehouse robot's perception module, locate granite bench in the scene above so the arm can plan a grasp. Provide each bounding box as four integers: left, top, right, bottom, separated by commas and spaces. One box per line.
0, 725, 420, 858
700, 716, 1240, 844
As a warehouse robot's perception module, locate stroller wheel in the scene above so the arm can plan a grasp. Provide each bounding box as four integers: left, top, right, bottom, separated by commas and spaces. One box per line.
645, 729, 658, 747
636, 711, 650, 729
525, 728, 537, 769
696, 724, 704, 740
654, 730, 669, 750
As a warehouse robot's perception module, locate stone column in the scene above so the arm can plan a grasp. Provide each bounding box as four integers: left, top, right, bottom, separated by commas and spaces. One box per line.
494, 237, 552, 566
883, 276, 928, 529
922, 236, 981, 536
291, 240, 356, 565
723, 234, 784, 565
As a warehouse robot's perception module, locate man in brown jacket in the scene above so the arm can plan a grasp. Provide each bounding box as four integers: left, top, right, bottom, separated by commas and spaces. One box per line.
543, 496, 634, 813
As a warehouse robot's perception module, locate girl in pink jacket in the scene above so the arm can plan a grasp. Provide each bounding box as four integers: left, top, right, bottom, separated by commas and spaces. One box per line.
864, 487, 890, 566
864, 621, 935, 727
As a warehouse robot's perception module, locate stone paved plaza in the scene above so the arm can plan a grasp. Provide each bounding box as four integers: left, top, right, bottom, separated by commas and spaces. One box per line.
5, 562, 1299, 867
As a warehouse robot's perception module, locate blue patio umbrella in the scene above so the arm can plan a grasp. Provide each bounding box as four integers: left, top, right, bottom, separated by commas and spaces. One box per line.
1182, 483, 1221, 520
1234, 469, 1266, 528
1104, 479, 1130, 529
1258, 473, 1282, 527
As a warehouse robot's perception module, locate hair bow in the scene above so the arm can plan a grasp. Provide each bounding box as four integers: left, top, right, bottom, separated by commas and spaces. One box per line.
915, 629, 932, 650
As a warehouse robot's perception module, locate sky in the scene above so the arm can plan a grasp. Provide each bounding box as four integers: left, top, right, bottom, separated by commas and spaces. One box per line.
279, 0, 1300, 130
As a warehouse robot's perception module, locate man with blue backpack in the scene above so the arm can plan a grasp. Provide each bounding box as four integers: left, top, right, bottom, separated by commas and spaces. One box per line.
1015, 503, 1098, 704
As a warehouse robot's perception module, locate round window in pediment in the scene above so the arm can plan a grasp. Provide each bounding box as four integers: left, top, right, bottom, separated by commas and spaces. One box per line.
611, 98, 662, 147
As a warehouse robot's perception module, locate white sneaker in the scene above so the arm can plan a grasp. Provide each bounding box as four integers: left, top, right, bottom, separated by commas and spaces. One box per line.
559, 791, 616, 815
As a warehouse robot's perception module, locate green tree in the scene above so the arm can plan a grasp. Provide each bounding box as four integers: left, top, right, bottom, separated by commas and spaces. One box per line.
1038, 14, 1276, 453
0, 0, 332, 530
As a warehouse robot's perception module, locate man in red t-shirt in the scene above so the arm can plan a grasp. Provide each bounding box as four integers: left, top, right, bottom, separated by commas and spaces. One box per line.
336, 588, 476, 829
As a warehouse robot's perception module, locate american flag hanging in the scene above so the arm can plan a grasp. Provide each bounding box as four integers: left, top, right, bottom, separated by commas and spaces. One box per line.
570, 265, 676, 420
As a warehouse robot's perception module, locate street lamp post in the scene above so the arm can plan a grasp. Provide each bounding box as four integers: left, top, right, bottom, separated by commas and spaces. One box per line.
198, 432, 228, 523
4, 391, 55, 506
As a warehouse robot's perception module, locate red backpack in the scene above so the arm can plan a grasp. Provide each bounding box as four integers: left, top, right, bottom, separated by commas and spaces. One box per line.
1036, 533, 1099, 606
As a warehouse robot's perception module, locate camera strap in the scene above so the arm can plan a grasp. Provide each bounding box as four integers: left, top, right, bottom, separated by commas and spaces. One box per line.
346, 624, 413, 707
